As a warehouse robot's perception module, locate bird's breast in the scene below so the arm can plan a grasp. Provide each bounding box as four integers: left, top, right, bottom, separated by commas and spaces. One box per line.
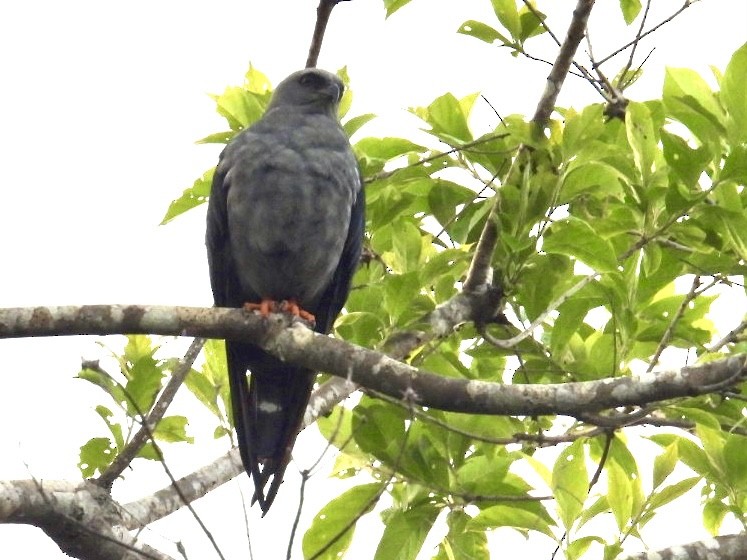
224, 140, 358, 308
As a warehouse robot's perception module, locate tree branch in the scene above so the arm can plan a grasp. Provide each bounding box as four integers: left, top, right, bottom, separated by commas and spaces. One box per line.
624, 533, 747, 560
0, 479, 174, 560
1, 304, 744, 416
305, 0, 350, 68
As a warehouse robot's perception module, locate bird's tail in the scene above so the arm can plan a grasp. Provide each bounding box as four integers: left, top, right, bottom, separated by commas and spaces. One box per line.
226, 341, 315, 514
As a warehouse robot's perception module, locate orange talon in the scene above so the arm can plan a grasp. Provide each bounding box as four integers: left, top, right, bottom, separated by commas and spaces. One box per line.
243, 299, 276, 317
283, 299, 316, 324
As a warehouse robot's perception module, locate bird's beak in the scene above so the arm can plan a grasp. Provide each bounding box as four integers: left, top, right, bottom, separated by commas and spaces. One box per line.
326, 82, 343, 103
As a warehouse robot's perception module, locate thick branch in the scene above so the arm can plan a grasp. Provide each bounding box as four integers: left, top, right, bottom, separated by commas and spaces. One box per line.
624, 534, 747, 560
1, 304, 744, 416
0, 480, 173, 560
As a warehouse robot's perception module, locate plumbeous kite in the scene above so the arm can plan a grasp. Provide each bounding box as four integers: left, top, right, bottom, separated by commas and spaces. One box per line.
206, 68, 364, 514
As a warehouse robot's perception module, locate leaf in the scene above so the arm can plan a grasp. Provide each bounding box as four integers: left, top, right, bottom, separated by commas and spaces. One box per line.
195, 130, 235, 145
648, 477, 700, 510
663, 67, 725, 146
560, 161, 626, 202
302, 483, 381, 559
543, 218, 618, 272
619, 0, 642, 24
373, 504, 440, 560
411, 93, 473, 143
552, 440, 588, 530
652, 443, 678, 489
434, 511, 489, 560
355, 137, 426, 163
161, 168, 213, 225
343, 113, 376, 138
211, 86, 265, 130
490, 0, 521, 39
382, 0, 413, 17
78, 437, 116, 478
721, 41, 747, 143
625, 102, 657, 181
153, 415, 193, 443
457, 20, 511, 46
607, 461, 633, 532
723, 433, 747, 490
468, 504, 555, 538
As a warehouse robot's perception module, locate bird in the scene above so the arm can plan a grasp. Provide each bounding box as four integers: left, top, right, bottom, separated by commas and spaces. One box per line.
205, 68, 364, 514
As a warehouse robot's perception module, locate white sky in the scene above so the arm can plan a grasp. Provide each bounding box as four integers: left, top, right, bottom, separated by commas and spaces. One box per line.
0, 0, 745, 558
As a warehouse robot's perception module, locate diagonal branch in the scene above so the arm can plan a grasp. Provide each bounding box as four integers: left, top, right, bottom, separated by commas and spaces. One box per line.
97, 338, 205, 490
305, 0, 351, 68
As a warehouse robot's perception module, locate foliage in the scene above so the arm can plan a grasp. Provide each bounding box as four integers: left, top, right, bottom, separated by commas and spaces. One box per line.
76, 2, 747, 559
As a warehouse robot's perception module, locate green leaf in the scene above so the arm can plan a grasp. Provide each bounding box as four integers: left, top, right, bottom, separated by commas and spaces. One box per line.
457, 20, 511, 46
211, 86, 265, 130
94, 405, 124, 449
625, 102, 657, 181
353, 400, 407, 466
490, 0, 521, 39
195, 130, 235, 145
355, 137, 426, 163
723, 432, 747, 490
382, 0, 413, 17
543, 218, 618, 272
619, 0, 642, 24
412, 93, 473, 143
456, 455, 512, 495
648, 477, 700, 510
518, 4, 547, 40
161, 168, 213, 225
560, 161, 626, 202
703, 498, 729, 534
78, 437, 116, 478
468, 504, 555, 538
652, 443, 678, 489
343, 113, 376, 138
302, 483, 381, 559
552, 440, 588, 530
607, 461, 633, 532
663, 67, 725, 146
721, 144, 747, 185
153, 415, 193, 443
373, 504, 440, 560
434, 511, 489, 560
721, 42, 747, 143
76, 367, 125, 408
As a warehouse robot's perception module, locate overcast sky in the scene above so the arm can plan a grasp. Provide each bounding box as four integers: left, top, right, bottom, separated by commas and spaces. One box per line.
0, 1, 745, 558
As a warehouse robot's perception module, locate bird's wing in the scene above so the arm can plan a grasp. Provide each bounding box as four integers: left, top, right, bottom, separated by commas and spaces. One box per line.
313, 172, 365, 334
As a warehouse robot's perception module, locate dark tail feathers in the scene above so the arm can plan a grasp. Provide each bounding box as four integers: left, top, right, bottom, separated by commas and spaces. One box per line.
226, 341, 315, 514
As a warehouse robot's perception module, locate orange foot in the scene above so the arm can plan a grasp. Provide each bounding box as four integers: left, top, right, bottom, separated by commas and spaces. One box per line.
242, 299, 316, 325
243, 299, 277, 317
281, 299, 316, 324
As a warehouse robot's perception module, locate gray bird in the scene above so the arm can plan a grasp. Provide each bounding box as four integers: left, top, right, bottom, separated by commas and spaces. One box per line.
205, 68, 364, 514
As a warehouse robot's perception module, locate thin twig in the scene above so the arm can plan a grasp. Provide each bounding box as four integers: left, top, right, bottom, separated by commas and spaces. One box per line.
593, 0, 694, 69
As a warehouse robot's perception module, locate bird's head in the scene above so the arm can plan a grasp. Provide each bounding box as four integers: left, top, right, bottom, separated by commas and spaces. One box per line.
267, 68, 344, 117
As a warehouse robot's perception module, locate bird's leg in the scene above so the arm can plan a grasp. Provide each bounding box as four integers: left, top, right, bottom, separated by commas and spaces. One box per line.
281, 299, 316, 324
243, 299, 277, 317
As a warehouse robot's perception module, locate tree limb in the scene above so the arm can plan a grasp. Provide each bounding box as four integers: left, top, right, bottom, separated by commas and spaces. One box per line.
624, 533, 747, 560
1, 304, 744, 416
0, 479, 174, 560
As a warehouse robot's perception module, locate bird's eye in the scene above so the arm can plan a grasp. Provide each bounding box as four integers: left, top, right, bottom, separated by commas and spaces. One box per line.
299, 73, 319, 87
